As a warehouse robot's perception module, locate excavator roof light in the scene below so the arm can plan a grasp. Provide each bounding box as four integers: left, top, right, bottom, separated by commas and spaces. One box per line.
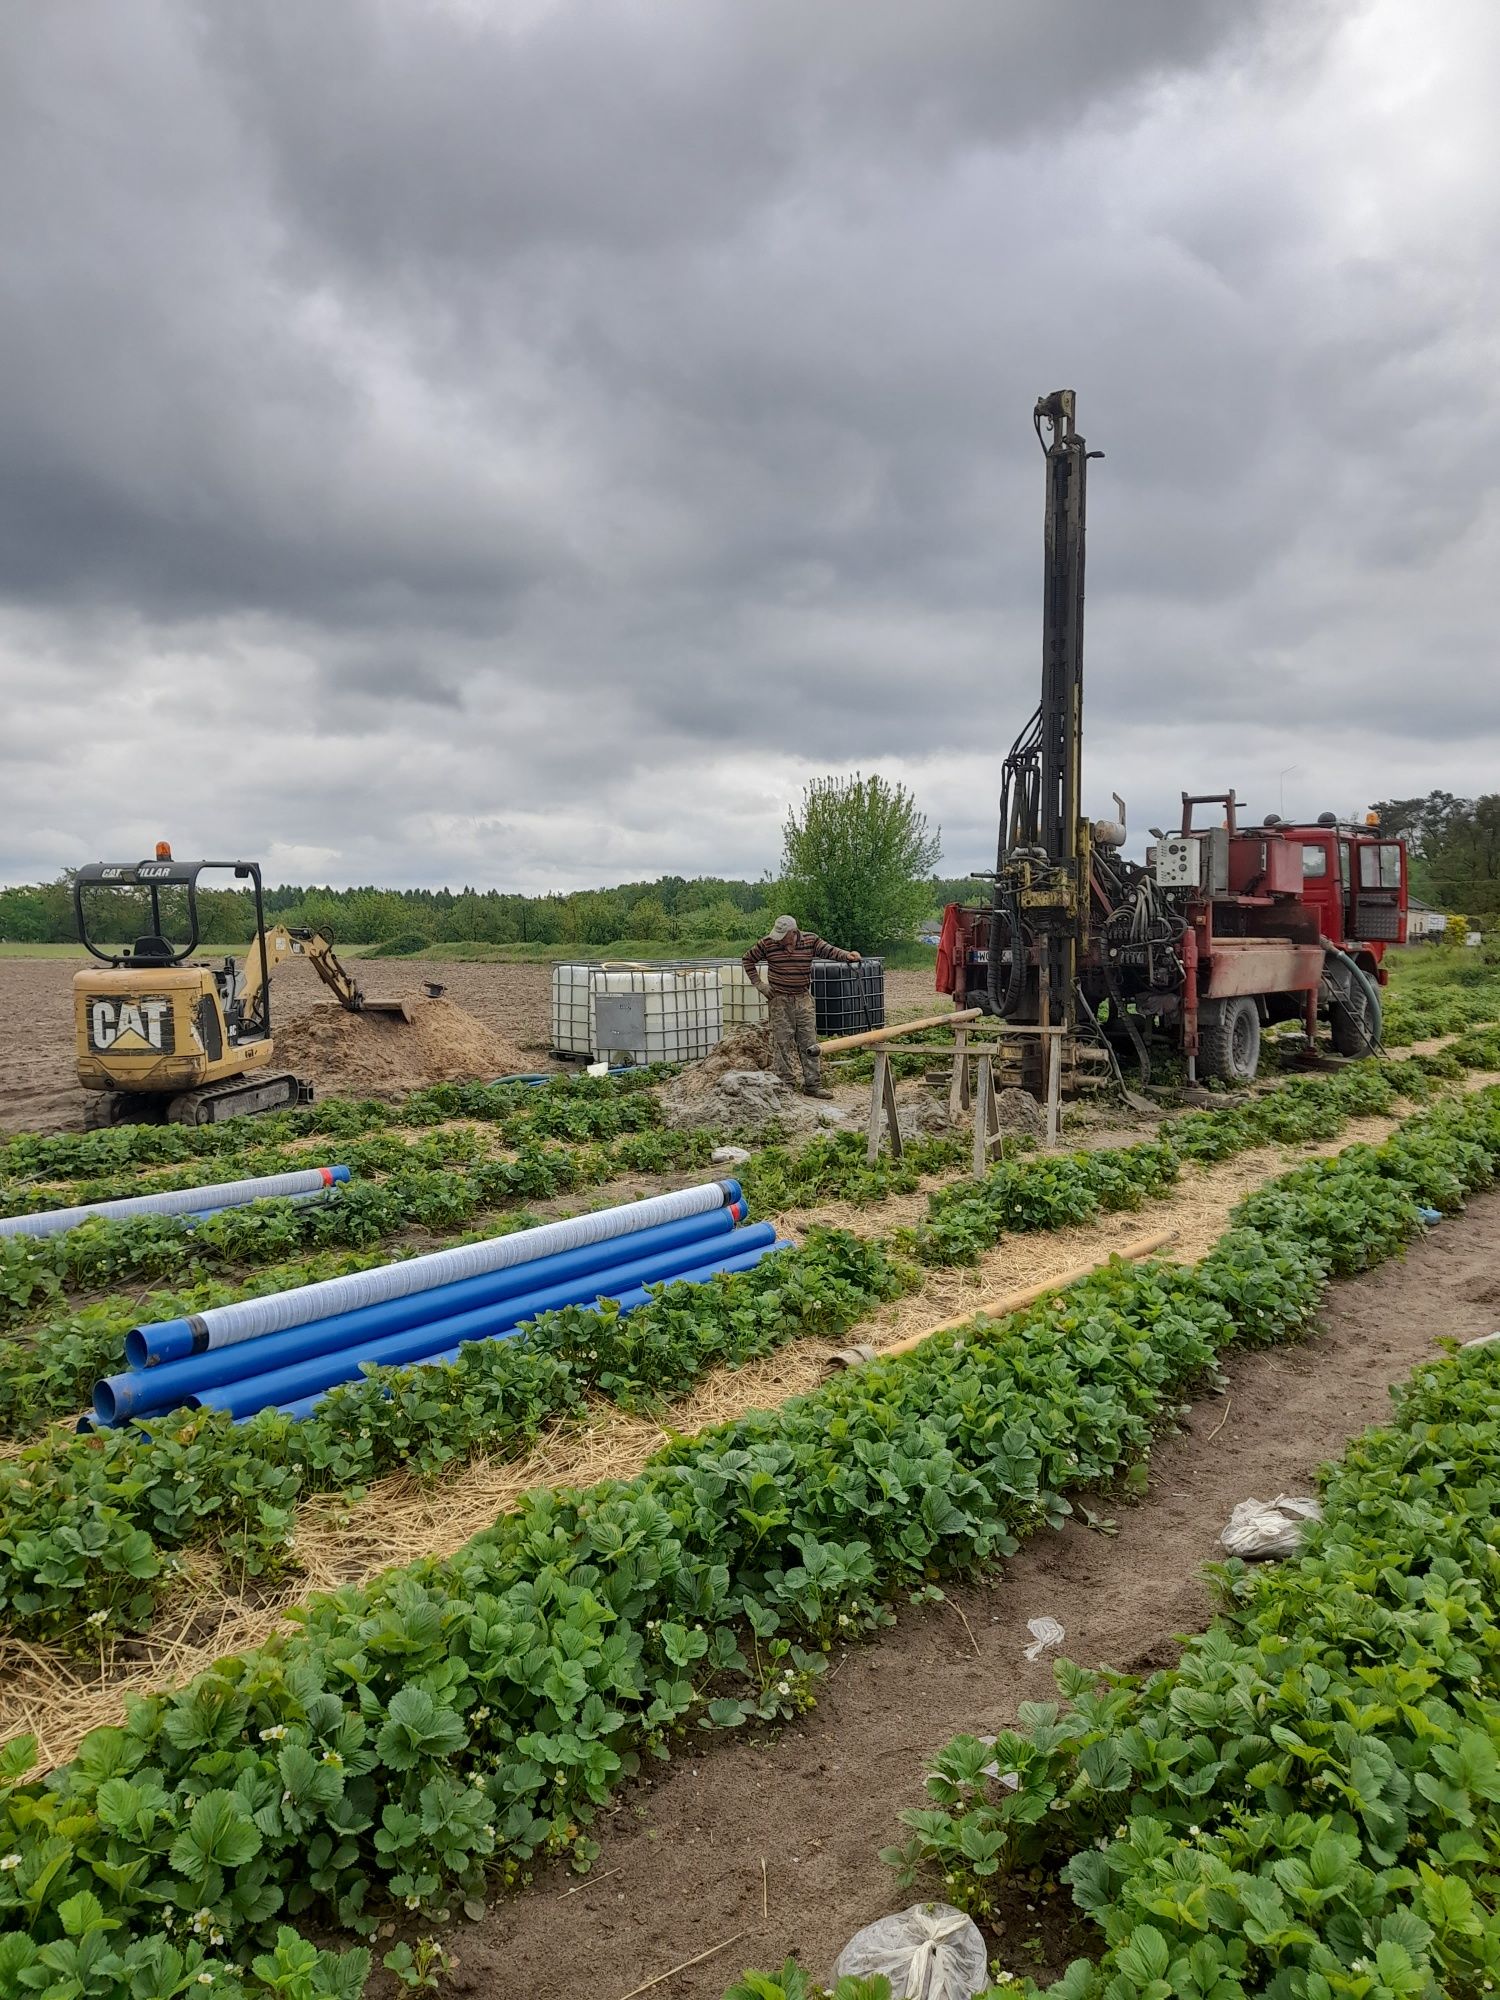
155, 841, 172, 860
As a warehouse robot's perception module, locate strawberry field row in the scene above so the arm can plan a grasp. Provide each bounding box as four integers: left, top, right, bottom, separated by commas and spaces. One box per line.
0, 1054, 1463, 1642
0, 1129, 735, 1327
0, 1076, 673, 1211
848, 1330, 1500, 1998
0, 1126, 973, 1435
0, 1068, 677, 1188
3, 1083, 1499, 2000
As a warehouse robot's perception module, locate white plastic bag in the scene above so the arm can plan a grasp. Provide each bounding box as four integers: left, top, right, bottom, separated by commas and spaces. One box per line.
1023, 1615, 1065, 1661
833, 1903, 989, 2000
1220, 1494, 1321, 1560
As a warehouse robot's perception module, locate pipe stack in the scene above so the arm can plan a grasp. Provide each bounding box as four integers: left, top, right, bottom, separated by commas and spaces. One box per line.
92, 1178, 785, 1428
0, 1165, 351, 1240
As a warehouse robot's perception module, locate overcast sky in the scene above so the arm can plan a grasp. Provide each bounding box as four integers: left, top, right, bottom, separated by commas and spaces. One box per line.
2, 0, 1497, 893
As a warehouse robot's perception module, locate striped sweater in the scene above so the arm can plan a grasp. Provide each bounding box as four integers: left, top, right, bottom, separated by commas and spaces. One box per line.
742, 931, 857, 996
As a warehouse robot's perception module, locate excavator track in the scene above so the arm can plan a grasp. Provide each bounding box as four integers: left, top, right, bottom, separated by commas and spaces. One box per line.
166, 1072, 314, 1126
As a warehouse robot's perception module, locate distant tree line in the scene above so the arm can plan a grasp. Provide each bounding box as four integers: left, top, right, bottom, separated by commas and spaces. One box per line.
0, 865, 986, 951
0, 873, 788, 949
1369, 791, 1500, 920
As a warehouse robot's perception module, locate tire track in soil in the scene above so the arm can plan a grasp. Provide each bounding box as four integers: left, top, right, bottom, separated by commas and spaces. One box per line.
459, 1186, 1500, 2000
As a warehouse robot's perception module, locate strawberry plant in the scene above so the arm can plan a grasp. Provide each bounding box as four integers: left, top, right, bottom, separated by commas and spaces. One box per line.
2, 1087, 1497, 1989
883, 1332, 1500, 1998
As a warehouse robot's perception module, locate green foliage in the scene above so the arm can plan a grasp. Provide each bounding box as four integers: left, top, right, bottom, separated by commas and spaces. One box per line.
1370, 788, 1500, 916
780, 772, 942, 953
6, 1046, 1498, 1634
0, 1232, 909, 1643
361, 931, 432, 958
887, 1322, 1500, 1999
0, 869, 780, 950
4, 1087, 1498, 1986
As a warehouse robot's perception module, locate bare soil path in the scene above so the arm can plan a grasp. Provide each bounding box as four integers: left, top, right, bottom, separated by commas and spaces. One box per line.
0, 961, 945, 1138
456, 1188, 1500, 2000
0, 958, 557, 1136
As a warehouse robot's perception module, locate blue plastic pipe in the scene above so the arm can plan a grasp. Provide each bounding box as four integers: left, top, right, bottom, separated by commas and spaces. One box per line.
183, 1224, 779, 1423
103, 1204, 747, 1417
0, 1165, 350, 1240
412, 1237, 793, 1369
262, 1235, 791, 1424
133, 1178, 743, 1363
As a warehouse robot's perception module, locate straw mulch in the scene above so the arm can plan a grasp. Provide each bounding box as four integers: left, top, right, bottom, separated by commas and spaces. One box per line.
10, 1080, 1497, 1775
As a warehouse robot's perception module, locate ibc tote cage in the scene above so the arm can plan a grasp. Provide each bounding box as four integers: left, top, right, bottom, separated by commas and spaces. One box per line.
550, 958, 762, 1064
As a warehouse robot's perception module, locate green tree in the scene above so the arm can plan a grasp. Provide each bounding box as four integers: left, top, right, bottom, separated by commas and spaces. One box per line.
1370, 790, 1500, 917
779, 772, 941, 953
626, 896, 669, 940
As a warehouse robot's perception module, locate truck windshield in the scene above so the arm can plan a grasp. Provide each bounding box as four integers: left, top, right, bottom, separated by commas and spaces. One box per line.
1301, 845, 1329, 879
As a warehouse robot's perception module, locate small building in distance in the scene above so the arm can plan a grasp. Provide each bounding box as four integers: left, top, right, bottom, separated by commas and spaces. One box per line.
1406, 896, 1450, 941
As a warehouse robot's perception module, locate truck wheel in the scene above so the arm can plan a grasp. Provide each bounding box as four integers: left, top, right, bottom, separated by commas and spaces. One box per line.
1330, 982, 1381, 1057
1198, 997, 1260, 1085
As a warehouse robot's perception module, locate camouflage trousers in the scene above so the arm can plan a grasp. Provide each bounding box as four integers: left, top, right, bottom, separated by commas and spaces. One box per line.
768, 991, 821, 1091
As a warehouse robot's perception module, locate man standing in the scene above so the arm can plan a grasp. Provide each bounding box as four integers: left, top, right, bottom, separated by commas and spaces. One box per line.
743, 914, 861, 1098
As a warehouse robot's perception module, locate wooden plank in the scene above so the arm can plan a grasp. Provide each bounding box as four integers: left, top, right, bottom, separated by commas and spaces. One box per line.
862, 1230, 1180, 1360
818, 1007, 981, 1055
865, 1050, 903, 1166
1044, 1033, 1062, 1148
971, 1053, 992, 1178
947, 1020, 970, 1121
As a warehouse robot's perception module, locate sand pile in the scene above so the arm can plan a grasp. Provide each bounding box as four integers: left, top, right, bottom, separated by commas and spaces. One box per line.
274, 998, 538, 1098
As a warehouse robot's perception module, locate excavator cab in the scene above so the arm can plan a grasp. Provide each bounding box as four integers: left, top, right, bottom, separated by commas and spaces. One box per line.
72, 844, 409, 1127
73, 851, 299, 1125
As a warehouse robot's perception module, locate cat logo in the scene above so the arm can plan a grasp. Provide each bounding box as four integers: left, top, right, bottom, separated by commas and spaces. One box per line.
89, 996, 175, 1054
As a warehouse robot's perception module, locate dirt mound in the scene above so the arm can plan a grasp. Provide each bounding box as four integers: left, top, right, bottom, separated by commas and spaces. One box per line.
661, 1067, 846, 1138
669, 1026, 775, 1100
274, 999, 537, 1099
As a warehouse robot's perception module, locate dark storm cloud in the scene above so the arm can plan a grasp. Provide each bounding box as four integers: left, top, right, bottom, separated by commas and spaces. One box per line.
0, 0, 1496, 892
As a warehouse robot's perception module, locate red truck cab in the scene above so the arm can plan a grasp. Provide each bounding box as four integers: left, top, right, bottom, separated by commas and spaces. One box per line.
1275, 817, 1407, 981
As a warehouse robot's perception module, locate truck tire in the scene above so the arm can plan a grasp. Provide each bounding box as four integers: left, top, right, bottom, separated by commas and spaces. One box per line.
1330, 980, 1381, 1057
1198, 997, 1260, 1085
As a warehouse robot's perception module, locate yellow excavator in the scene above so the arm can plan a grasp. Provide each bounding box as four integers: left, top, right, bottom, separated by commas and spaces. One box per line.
73, 845, 412, 1126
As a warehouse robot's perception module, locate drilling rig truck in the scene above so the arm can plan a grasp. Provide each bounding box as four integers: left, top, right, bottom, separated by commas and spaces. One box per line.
936, 391, 1405, 1088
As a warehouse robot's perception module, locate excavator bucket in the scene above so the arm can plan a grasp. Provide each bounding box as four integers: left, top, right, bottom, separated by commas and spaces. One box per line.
358, 997, 414, 1023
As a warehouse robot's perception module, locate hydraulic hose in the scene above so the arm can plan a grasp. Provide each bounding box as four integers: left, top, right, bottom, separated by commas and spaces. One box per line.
132, 1178, 743, 1363
0, 1165, 350, 1240
1322, 941, 1384, 1046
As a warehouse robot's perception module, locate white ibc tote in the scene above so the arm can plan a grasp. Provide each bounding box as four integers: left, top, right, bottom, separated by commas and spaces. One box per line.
718, 961, 768, 1029
550, 964, 595, 1056
589, 966, 722, 1064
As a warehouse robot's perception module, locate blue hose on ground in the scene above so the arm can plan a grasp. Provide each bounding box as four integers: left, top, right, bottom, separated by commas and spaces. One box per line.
132, 1178, 744, 1364
183, 1223, 779, 1423
0, 1165, 350, 1240
103, 1204, 748, 1417
263, 1235, 792, 1424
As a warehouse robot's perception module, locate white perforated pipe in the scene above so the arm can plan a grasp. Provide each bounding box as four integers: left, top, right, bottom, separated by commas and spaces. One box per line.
0, 1165, 346, 1240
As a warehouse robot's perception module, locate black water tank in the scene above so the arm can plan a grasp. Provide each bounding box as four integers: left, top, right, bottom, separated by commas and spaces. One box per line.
811, 956, 885, 1037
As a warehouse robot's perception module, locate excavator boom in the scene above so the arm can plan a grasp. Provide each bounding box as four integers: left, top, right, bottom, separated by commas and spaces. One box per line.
238, 925, 412, 1020
297, 930, 413, 1020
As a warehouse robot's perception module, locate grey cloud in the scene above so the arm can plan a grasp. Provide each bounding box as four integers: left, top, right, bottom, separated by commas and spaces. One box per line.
0, 0, 1496, 894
